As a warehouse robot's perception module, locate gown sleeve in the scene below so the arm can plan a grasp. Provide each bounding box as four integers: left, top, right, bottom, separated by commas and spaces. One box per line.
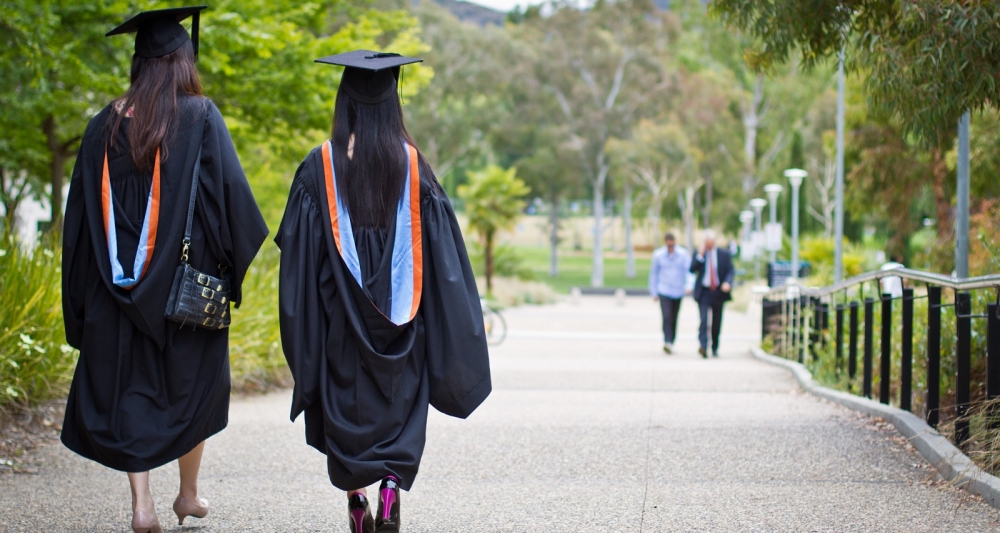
199, 100, 268, 307
62, 152, 92, 349
419, 168, 492, 419
275, 160, 336, 422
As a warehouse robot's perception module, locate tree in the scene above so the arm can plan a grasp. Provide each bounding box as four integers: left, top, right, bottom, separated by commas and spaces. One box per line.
490, 20, 584, 279
711, 0, 1000, 272
800, 89, 839, 238
710, 0, 1000, 148
0, 0, 429, 229
512, 0, 678, 287
405, 2, 511, 191
457, 165, 529, 294
1, 0, 131, 230
608, 120, 696, 248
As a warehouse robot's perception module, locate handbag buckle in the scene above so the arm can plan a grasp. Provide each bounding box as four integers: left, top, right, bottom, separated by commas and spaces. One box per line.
197, 274, 210, 286
202, 317, 216, 327
201, 287, 215, 300
204, 303, 217, 314
181, 239, 191, 262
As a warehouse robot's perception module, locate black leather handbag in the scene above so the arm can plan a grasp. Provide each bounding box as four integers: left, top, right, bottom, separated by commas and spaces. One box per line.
164, 147, 232, 330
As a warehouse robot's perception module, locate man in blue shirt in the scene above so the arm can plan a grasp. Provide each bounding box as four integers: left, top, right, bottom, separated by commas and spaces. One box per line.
649, 233, 690, 354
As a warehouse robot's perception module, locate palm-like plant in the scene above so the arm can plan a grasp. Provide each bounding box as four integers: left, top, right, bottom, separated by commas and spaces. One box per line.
457, 165, 530, 294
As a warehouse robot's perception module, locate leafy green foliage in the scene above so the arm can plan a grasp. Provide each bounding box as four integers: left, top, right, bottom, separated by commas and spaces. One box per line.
0, 233, 77, 408
1, 0, 133, 225
0, 0, 430, 227
405, 2, 510, 192
457, 165, 529, 292
711, 0, 1000, 147
227, 246, 288, 393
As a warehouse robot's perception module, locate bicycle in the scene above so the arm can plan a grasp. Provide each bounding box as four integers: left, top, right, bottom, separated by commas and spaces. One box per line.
480, 298, 507, 345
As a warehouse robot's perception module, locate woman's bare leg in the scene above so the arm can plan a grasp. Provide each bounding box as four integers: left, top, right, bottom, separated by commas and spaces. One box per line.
128, 471, 154, 512
177, 441, 206, 500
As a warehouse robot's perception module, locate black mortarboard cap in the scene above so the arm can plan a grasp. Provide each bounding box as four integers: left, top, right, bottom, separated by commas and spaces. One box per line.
315, 50, 423, 104
107, 5, 207, 59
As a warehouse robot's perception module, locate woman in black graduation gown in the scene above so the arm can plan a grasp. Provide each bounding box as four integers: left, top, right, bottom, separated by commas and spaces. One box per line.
276, 50, 491, 533
61, 7, 267, 533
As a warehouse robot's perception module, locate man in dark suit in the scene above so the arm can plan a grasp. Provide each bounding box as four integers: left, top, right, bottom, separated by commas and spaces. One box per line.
689, 230, 734, 358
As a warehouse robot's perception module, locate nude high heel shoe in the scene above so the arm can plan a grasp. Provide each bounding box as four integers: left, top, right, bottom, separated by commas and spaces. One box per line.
131, 508, 163, 533
173, 495, 210, 525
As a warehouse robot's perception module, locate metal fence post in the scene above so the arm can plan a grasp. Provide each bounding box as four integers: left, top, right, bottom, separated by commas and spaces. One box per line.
863, 298, 874, 399
988, 302, 1000, 400
955, 291, 971, 448
782, 295, 789, 358
799, 296, 807, 364
791, 294, 799, 361
849, 302, 859, 380
836, 303, 845, 374
927, 286, 941, 427
820, 299, 829, 350
761, 297, 768, 343
901, 288, 914, 411
880, 293, 892, 404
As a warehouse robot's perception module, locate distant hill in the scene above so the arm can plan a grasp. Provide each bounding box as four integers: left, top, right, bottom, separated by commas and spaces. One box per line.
432, 0, 507, 26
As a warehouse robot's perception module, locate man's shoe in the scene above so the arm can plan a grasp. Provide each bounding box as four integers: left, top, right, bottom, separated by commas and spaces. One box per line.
698, 346, 707, 358
663, 343, 673, 354
712, 350, 719, 357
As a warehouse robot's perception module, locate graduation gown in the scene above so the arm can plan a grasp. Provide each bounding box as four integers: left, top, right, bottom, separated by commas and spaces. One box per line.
275, 144, 491, 491
60, 96, 268, 472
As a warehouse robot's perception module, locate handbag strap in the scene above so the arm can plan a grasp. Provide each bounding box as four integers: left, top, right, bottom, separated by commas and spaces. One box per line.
180, 146, 203, 263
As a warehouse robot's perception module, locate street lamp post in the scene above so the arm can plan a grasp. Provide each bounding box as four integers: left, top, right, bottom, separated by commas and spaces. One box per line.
749, 198, 767, 280
763, 183, 783, 264
784, 169, 808, 281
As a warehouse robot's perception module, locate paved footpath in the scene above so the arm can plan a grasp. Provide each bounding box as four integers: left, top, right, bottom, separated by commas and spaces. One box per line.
3, 296, 1000, 532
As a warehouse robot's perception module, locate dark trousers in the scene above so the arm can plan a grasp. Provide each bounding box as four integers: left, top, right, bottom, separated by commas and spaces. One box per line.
658, 296, 682, 344
697, 296, 725, 352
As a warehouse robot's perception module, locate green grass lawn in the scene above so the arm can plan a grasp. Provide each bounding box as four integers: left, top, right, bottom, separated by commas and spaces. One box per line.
514, 246, 651, 294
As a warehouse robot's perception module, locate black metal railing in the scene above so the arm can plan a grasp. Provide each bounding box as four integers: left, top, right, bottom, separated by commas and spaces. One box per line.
760, 268, 1000, 449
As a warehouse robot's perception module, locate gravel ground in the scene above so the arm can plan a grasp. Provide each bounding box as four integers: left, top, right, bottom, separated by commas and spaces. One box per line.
2, 296, 999, 532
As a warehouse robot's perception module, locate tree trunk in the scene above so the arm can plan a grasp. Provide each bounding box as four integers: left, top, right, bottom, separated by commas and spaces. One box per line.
647, 189, 664, 245
485, 230, 495, 294
624, 183, 635, 279
591, 184, 605, 287
741, 75, 765, 193
42, 114, 77, 233
549, 197, 559, 278
930, 147, 951, 242
702, 171, 712, 229
591, 161, 609, 288
1, 167, 19, 230
680, 185, 698, 252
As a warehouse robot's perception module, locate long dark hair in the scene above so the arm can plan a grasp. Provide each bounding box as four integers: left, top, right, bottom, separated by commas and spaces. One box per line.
109, 40, 203, 172
331, 85, 420, 228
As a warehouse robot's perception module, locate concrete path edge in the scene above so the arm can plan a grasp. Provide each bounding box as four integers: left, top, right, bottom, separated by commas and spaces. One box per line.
750, 346, 1000, 510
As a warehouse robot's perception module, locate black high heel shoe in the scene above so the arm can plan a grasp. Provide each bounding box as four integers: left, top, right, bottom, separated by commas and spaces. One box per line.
375, 475, 400, 532
348, 493, 375, 533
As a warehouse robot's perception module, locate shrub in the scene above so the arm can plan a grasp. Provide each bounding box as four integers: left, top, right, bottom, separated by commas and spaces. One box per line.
227, 244, 289, 393
0, 233, 77, 408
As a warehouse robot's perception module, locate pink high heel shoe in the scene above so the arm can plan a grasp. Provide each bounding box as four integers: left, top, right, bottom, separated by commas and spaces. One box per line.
131, 508, 163, 533
173, 495, 210, 525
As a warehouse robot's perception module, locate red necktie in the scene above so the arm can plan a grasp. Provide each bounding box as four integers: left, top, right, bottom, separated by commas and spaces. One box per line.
709, 252, 718, 291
